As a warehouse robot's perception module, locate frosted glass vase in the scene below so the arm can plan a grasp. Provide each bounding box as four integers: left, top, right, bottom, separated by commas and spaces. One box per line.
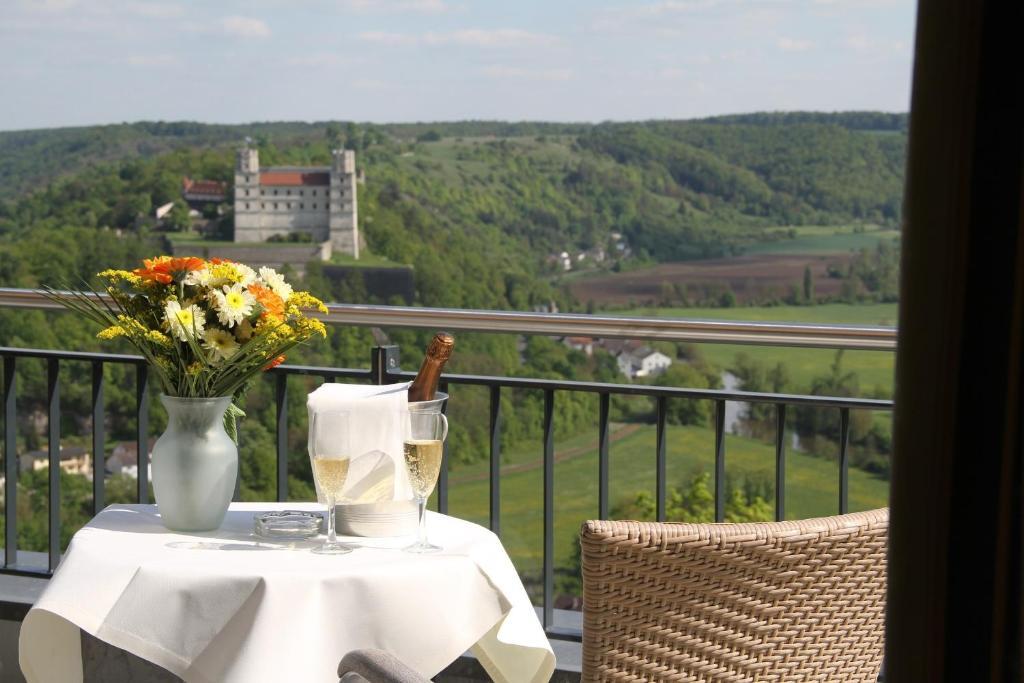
151, 395, 238, 532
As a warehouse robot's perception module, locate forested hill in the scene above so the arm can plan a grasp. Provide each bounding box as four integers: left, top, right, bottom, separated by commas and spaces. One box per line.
0, 113, 906, 310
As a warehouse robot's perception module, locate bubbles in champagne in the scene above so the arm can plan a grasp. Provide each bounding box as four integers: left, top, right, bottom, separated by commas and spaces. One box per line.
313, 457, 350, 502
403, 439, 443, 498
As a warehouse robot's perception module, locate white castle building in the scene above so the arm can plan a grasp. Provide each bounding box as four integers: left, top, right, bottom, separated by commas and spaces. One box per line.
233, 145, 359, 258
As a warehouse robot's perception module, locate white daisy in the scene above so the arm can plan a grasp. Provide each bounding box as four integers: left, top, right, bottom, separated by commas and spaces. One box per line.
258, 266, 293, 302
234, 263, 257, 286
203, 328, 239, 362
210, 284, 255, 327
164, 300, 206, 341
183, 268, 207, 286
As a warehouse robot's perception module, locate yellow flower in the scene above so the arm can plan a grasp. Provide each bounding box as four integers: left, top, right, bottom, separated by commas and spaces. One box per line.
295, 317, 327, 338
145, 330, 172, 347
289, 291, 328, 314
97, 325, 126, 340
116, 316, 148, 337
98, 269, 144, 287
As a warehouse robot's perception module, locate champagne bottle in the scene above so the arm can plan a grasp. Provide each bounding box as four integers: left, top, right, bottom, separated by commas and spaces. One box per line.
408, 333, 454, 402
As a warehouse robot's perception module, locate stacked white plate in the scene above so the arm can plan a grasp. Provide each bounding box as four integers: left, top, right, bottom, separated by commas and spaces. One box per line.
335, 500, 418, 537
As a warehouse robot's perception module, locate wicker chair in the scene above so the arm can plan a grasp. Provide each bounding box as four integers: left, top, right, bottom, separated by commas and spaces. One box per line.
580, 509, 888, 682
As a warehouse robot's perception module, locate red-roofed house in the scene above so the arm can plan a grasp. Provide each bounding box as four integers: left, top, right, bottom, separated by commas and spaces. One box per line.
182, 177, 227, 209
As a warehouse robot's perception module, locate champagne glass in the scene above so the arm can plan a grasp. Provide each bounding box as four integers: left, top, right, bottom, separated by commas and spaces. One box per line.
403, 409, 447, 553
310, 410, 354, 555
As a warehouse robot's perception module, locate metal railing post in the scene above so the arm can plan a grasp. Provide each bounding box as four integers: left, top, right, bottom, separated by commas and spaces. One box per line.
47, 358, 60, 572
370, 345, 401, 385
4, 356, 17, 569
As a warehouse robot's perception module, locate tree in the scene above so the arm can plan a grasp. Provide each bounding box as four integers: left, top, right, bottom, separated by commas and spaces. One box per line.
803, 265, 815, 304
655, 363, 720, 426
163, 202, 192, 232
325, 123, 342, 150
612, 472, 771, 524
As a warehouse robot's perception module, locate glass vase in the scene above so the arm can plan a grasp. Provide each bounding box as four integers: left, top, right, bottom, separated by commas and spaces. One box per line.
151, 395, 238, 532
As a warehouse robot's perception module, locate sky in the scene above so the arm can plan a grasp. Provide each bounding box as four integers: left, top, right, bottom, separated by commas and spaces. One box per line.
0, 0, 917, 131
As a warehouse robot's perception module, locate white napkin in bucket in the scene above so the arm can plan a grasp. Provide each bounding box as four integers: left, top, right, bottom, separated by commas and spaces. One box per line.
307, 381, 413, 504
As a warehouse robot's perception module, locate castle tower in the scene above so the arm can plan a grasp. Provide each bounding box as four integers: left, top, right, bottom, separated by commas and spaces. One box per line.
328, 149, 359, 259
233, 145, 261, 242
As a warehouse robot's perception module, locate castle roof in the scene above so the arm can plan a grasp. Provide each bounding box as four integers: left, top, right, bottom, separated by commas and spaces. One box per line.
260, 171, 330, 186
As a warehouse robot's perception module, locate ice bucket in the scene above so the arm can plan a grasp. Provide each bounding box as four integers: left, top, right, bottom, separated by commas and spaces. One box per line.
335, 392, 448, 537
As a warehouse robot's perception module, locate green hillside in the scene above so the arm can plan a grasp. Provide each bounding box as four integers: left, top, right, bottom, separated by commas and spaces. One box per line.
0, 115, 903, 563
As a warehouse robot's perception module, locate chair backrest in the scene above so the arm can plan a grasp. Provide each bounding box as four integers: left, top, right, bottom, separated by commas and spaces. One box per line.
581, 509, 888, 682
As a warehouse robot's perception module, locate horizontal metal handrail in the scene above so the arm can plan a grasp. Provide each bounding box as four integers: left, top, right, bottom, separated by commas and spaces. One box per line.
0, 287, 897, 350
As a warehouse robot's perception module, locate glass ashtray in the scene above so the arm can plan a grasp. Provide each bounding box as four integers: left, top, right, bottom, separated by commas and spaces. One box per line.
253, 510, 323, 540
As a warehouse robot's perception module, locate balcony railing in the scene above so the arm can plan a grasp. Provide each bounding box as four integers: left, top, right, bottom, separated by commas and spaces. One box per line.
0, 288, 896, 643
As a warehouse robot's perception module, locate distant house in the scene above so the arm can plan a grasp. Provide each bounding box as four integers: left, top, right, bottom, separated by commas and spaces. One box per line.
107, 438, 156, 480
563, 336, 594, 356
182, 177, 227, 209
154, 201, 175, 220
20, 446, 91, 478
611, 345, 673, 379
630, 347, 673, 378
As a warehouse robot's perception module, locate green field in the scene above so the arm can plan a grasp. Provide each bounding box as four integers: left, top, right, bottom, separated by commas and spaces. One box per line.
439, 420, 890, 581
622, 303, 898, 394
743, 225, 901, 255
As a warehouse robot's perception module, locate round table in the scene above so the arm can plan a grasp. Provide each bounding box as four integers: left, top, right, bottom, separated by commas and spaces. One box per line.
19, 503, 555, 683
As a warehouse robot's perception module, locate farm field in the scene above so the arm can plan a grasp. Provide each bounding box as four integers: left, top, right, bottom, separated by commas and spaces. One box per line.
438, 419, 890, 582
567, 253, 852, 306
566, 226, 900, 306
743, 226, 901, 255
619, 303, 898, 394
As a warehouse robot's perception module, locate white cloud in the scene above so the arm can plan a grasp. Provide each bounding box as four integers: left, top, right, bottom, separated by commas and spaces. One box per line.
843, 34, 912, 55
125, 2, 182, 19
718, 49, 747, 62
357, 31, 417, 46
221, 15, 270, 38
285, 53, 353, 68
342, 0, 450, 12
479, 66, 572, 81
359, 28, 557, 48
126, 53, 180, 67
777, 37, 814, 52
437, 29, 557, 47
352, 78, 393, 90
844, 33, 871, 50
20, 0, 78, 12
631, 0, 724, 14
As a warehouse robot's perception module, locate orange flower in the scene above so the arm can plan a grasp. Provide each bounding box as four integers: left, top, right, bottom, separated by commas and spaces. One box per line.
133, 256, 205, 285
248, 283, 285, 320
263, 355, 286, 371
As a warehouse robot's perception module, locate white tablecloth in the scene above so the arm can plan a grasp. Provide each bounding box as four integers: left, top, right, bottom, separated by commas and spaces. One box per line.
19, 503, 555, 683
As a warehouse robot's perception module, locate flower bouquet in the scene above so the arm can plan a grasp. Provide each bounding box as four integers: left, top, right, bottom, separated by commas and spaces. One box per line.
44, 256, 328, 530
